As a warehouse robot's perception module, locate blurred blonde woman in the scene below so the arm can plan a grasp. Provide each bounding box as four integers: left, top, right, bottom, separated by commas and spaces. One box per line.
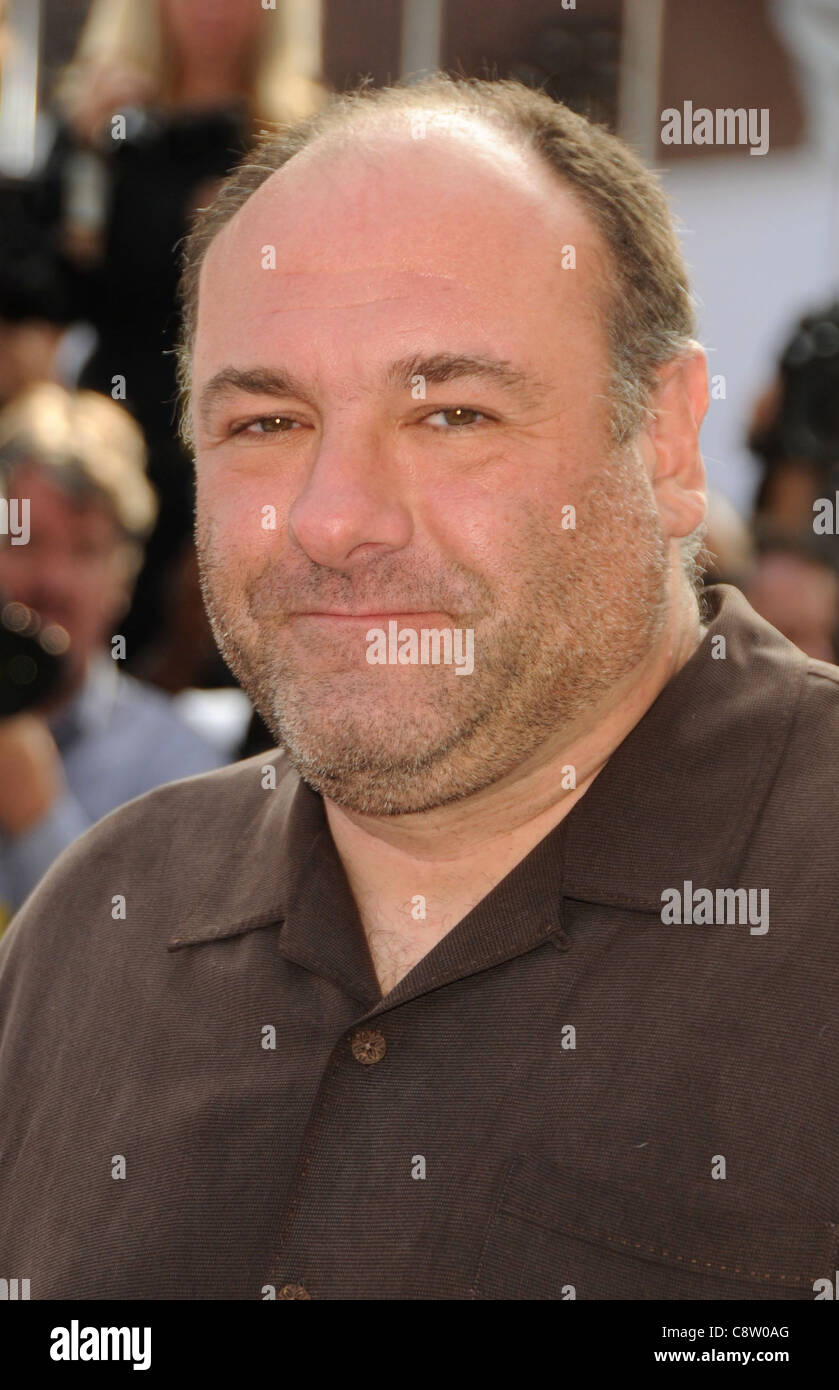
29, 1, 330, 671
56, 0, 328, 144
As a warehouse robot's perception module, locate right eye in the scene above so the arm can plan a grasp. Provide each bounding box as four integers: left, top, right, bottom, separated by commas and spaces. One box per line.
231, 415, 304, 437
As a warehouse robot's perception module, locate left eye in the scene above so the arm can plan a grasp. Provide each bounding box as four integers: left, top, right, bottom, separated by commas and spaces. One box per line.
234, 416, 302, 436
424, 407, 487, 428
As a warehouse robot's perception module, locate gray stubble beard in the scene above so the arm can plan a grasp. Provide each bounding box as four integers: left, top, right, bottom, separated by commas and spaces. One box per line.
195, 449, 669, 816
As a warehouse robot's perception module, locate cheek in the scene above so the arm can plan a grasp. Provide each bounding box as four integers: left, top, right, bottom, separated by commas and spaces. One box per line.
420, 476, 552, 581
196, 466, 282, 564
419, 469, 510, 547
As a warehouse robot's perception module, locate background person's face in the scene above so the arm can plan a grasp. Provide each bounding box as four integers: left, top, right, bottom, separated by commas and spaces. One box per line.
0, 464, 126, 687
191, 122, 672, 814
745, 550, 839, 662
161, 0, 263, 69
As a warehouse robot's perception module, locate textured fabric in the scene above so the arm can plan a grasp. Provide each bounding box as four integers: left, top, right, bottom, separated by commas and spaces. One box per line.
0, 585, 837, 1300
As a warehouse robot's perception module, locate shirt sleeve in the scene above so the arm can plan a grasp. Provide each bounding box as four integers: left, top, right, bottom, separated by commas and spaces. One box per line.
0, 790, 92, 911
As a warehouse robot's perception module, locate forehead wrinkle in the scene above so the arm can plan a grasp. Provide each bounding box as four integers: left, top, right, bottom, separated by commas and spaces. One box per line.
209, 261, 472, 307
257, 293, 422, 314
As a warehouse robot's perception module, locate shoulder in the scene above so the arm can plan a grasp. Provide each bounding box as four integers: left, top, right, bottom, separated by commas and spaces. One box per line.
63, 744, 296, 858
755, 653, 839, 836
790, 655, 839, 751
0, 748, 298, 969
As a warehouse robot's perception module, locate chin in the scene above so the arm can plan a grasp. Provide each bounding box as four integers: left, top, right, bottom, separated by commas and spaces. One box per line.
275, 710, 446, 772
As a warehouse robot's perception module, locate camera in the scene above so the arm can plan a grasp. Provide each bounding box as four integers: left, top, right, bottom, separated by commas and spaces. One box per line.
0, 596, 68, 717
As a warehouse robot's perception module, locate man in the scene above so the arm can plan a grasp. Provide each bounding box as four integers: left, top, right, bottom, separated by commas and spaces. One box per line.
0, 75, 836, 1301
0, 384, 226, 925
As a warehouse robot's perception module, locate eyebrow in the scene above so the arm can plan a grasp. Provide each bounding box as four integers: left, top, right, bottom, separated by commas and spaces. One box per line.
386, 352, 549, 408
197, 352, 549, 426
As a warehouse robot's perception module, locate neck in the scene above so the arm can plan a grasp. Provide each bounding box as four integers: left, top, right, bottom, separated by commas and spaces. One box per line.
324, 582, 704, 994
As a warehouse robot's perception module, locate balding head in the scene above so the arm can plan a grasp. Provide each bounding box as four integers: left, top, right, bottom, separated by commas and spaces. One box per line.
179, 74, 697, 449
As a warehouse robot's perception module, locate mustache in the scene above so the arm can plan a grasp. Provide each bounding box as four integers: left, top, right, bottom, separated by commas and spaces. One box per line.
248, 583, 480, 625
200, 548, 491, 625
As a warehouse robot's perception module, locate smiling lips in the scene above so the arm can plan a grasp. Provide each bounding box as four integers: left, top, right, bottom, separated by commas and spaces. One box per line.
289, 610, 454, 623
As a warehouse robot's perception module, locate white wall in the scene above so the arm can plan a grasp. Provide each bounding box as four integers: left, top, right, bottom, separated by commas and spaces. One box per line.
662, 147, 838, 516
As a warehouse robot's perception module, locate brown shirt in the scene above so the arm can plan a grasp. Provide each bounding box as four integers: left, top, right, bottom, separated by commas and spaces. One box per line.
0, 584, 837, 1300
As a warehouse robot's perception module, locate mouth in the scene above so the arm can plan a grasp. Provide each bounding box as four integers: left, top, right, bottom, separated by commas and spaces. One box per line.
288, 610, 455, 625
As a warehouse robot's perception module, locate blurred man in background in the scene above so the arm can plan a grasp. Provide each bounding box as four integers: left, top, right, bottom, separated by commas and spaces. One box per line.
750, 299, 839, 542
0, 383, 225, 927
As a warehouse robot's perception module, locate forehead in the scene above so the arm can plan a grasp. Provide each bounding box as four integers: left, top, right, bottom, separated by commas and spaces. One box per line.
193, 121, 610, 387
9, 463, 112, 521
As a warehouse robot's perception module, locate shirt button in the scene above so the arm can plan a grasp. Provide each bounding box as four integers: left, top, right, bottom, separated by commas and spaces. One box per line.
278, 1283, 311, 1299
350, 1028, 386, 1064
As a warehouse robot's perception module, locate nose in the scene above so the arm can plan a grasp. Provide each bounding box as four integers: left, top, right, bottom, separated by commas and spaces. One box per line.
288, 424, 414, 570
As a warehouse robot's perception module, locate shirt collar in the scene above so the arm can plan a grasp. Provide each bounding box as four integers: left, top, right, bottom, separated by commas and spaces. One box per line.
167, 586, 807, 983
560, 583, 806, 911
169, 769, 568, 1007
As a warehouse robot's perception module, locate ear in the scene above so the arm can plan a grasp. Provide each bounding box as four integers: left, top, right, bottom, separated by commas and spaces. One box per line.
641, 345, 708, 541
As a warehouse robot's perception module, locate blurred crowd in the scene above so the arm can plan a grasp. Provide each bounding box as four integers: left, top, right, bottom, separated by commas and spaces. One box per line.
1, 0, 838, 929
0, 0, 328, 927
704, 299, 839, 664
